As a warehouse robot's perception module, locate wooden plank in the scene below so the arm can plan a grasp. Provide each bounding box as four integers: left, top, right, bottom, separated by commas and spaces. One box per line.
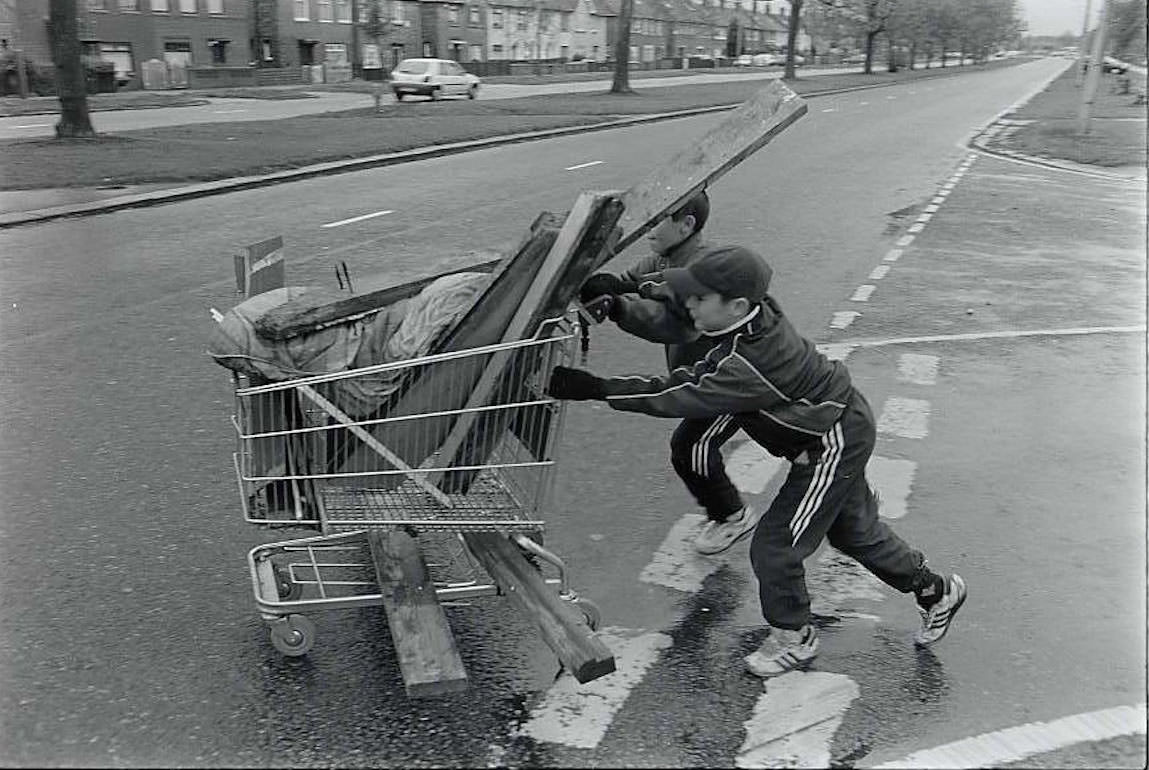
463, 531, 616, 684
611, 80, 807, 259
368, 529, 470, 697
255, 258, 502, 341
428, 192, 625, 493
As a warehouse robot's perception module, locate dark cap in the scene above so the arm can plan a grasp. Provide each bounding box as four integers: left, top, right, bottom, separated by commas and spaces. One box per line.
663, 245, 772, 302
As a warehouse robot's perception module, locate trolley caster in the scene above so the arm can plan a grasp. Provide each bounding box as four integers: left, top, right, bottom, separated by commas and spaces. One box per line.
572, 597, 601, 631
273, 566, 301, 602
269, 614, 315, 657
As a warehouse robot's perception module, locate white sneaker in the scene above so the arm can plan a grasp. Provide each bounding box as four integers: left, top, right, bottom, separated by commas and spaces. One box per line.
914, 573, 967, 647
745, 625, 820, 678
694, 506, 764, 555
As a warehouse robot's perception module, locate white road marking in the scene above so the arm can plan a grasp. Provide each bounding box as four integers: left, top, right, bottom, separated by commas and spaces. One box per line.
13, 123, 53, 128
565, 160, 604, 171
906, 222, 925, 233
809, 547, 887, 618
830, 311, 860, 329
639, 513, 717, 592
320, 209, 394, 228
516, 627, 672, 749
817, 342, 856, 362
882, 249, 903, 262
869, 265, 890, 280
212, 109, 248, 114
867, 456, 916, 520
877, 397, 930, 439
897, 353, 939, 385
850, 285, 876, 302
869, 703, 1148, 769
924, 203, 940, 212
737, 672, 861, 769
895, 235, 915, 247
859, 101, 869, 105
822, 108, 838, 113
726, 439, 787, 495
836, 325, 1145, 349
914, 213, 933, 223
942, 182, 955, 190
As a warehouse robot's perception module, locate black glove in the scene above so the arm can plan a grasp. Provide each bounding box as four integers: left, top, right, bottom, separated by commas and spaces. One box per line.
578, 273, 637, 304
547, 366, 607, 401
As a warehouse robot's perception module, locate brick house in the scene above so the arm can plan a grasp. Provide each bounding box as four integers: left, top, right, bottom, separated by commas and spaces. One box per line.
416, 0, 486, 62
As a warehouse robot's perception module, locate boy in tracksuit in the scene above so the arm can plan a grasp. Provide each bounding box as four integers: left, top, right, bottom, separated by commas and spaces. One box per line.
549, 244, 966, 677
580, 191, 758, 555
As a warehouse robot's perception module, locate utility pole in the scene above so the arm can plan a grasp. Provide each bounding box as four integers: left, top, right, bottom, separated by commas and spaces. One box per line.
1073, 0, 1093, 87
351, 0, 361, 78
1076, 0, 1110, 133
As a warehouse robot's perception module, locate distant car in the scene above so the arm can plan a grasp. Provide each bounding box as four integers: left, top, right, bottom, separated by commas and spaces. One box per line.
390, 58, 480, 101
735, 54, 755, 67
752, 53, 780, 66
842, 53, 867, 65
1102, 56, 1129, 74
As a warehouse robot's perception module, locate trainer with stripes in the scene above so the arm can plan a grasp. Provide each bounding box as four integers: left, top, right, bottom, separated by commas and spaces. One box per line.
551, 243, 967, 677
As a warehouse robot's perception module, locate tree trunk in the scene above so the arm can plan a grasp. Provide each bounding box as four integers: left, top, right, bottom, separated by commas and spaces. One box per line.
49, 0, 95, 138
610, 0, 633, 93
864, 30, 879, 74
351, 0, 362, 79
783, 0, 803, 80
909, 40, 916, 71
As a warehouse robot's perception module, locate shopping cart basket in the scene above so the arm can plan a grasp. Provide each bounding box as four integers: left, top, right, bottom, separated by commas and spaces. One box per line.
231, 313, 603, 664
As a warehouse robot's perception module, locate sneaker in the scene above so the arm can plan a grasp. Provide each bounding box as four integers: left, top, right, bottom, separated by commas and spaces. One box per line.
914, 573, 967, 647
694, 506, 764, 555
745, 625, 820, 678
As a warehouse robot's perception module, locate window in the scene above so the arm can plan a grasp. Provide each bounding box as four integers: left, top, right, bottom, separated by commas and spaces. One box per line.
151, 0, 168, 10
390, 1, 403, 23
448, 4, 458, 23
294, 0, 308, 19
336, 0, 351, 22
516, 9, 526, 30
491, 8, 503, 28
118, 0, 139, 11
208, 39, 228, 63
468, 5, 479, 24
469, 43, 482, 60
261, 39, 273, 60
561, 12, 569, 31
99, 42, 134, 77
206, 0, 222, 13
325, 42, 348, 65
179, 0, 195, 12
318, 0, 332, 21
422, 41, 432, 56
492, 43, 503, 56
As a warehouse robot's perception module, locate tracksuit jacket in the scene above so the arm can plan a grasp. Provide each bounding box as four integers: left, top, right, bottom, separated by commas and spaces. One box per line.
606, 290, 854, 461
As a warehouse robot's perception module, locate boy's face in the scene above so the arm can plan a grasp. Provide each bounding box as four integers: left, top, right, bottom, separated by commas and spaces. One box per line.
647, 213, 695, 256
683, 291, 751, 332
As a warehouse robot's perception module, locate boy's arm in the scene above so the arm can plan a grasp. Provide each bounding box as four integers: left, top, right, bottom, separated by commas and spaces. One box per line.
612, 293, 699, 344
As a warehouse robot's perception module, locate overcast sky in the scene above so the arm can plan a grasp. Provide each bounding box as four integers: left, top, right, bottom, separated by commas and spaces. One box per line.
1019, 0, 1091, 37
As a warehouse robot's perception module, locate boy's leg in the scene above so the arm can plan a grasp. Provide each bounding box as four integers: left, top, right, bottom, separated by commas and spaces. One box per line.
670, 415, 743, 521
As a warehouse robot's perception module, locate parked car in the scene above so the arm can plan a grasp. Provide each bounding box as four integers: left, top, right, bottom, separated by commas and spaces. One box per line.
752, 53, 780, 66
842, 53, 868, 65
1102, 56, 1129, 74
390, 58, 480, 101
735, 54, 755, 67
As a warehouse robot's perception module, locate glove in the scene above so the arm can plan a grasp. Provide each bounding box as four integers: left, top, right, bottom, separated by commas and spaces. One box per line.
547, 366, 607, 401
578, 273, 637, 304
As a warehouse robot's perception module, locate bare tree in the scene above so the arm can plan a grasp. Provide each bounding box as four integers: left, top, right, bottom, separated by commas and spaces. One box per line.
49, 0, 94, 137
611, 0, 634, 93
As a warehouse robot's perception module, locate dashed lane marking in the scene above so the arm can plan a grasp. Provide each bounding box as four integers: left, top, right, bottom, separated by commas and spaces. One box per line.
868, 703, 1148, 769
897, 353, 939, 385
516, 628, 673, 749
867, 456, 916, 520
906, 222, 925, 233
736, 672, 861, 769
321, 209, 394, 228
850, 285, 876, 302
882, 248, 903, 262
895, 234, 915, 247
833, 325, 1146, 349
565, 160, 604, 171
830, 311, 860, 330
868, 265, 890, 280
877, 397, 930, 439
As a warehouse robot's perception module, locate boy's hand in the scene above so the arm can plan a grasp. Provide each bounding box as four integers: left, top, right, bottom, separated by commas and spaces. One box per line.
578, 273, 637, 303
547, 366, 607, 401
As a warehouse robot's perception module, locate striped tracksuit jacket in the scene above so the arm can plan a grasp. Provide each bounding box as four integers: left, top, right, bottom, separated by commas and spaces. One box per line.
605, 292, 935, 630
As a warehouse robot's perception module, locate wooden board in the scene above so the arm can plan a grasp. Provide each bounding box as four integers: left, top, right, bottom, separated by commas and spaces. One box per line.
368, 529, 469, 697
610, 80, 807, 259
463, 531, 616, 684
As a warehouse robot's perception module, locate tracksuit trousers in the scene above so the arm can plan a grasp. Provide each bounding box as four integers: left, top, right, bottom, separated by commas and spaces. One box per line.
671, 389, 938, 631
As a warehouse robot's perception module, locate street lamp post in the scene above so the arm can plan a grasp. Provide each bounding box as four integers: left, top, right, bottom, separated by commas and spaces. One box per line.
1074, 0, 1093, 87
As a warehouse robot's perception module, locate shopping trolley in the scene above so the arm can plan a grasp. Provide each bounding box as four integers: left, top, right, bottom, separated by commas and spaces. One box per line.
230, 312, 605, 671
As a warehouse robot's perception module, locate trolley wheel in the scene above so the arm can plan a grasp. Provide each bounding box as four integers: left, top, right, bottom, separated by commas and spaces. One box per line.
269, 615, 316, 657
573, 597, 601, 631
273, 567, 301, 602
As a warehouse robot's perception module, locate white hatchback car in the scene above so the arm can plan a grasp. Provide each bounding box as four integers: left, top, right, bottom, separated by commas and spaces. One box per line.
390, 58, 481, 101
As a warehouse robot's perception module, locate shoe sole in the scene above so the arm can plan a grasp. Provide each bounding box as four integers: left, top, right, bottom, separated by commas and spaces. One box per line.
694, 509, 765, 555
745, 656, 817, 678
915, 580, 967, 647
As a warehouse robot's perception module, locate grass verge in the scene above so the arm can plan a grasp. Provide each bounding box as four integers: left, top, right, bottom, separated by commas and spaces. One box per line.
0, 60, 1024, 190
1001, 66, 1146, 168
